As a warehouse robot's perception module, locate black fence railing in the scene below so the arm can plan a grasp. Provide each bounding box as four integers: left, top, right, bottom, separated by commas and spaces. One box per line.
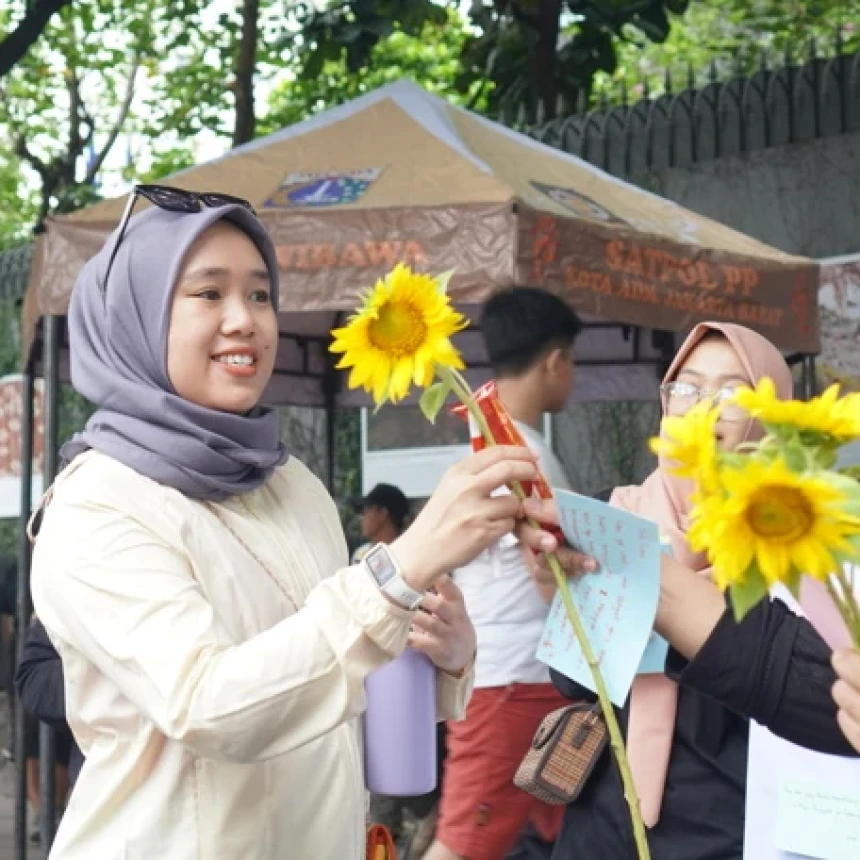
498, 37, 860, 179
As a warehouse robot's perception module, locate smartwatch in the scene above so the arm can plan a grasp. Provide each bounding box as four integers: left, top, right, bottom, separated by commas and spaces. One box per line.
362, 543, 425, 610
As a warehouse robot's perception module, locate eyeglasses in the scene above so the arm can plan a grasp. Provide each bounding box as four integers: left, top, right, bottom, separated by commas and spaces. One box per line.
660, 381, 748, 422
101, 184, 256, 295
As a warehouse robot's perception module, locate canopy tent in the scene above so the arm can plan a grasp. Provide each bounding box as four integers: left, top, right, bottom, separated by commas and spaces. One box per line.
23, 79, 819, 410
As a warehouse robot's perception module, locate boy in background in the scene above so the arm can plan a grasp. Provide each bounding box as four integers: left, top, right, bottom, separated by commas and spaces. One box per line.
425, 287, 582, 860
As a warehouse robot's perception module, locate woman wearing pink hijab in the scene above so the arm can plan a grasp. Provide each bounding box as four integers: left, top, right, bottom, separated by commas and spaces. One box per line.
518, 322, 856, 859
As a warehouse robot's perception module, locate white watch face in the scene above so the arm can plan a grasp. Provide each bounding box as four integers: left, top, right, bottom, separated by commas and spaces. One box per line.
365, 545, 396, 587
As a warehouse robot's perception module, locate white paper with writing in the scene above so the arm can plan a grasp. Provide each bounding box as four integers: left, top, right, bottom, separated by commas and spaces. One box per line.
775, 780, 860, 859
744, 586, 860, 859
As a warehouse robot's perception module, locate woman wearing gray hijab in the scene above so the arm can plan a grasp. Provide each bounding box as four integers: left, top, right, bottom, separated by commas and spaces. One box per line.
29, 186, 537, 859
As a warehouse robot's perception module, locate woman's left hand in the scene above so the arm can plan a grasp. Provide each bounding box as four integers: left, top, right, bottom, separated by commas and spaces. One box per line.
408, 575, 476, 676
832, 649, 860, 753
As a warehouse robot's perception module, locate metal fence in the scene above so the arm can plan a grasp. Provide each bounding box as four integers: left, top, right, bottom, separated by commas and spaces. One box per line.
500, 37, 860, 180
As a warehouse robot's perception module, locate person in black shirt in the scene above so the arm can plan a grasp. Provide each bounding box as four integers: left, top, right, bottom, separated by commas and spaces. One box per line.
516, 323, 857, 860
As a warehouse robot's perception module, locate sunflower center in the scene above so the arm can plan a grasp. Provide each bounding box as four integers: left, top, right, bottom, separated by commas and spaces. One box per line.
368, 301, 428, 357
746, 485, 814, 543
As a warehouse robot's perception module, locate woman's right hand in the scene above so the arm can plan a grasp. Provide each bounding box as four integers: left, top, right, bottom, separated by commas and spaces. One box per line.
391, 445, 538, 592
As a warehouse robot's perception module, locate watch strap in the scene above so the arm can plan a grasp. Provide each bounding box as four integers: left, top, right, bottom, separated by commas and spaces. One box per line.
363, 543, 424, 610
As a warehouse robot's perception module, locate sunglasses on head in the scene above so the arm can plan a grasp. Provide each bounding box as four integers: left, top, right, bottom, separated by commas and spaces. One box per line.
100, 183, 256, 295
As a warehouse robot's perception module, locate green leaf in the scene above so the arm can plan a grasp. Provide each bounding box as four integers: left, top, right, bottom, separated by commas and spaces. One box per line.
782, 441, 808, 473
839, 465, 860, 482
419, 381, 450, 424
434, 269, 455, 294
729, 563, 769, 622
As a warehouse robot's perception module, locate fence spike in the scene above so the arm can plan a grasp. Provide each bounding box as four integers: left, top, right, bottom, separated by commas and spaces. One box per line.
665, 66, 673, 94
516, 101, 528, 130
760, 49, 769, 73
642, 76, 651, 99
556, 91, 565, 117
576, 88, 587, 114
535, 98, 546, 126
620, 77, 628, 106
709, 59, 718, 84
834, 24, 843, 55
687, 61, 695, 89
599, 89, 608, 111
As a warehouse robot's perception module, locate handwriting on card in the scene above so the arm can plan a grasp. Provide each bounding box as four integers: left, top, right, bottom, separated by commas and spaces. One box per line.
536, 491, 661, 707
775, 780, 860, 860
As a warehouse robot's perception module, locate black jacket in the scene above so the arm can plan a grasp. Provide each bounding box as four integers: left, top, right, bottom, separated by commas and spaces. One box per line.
15, 619, 84, 783
551, 597, 856, 860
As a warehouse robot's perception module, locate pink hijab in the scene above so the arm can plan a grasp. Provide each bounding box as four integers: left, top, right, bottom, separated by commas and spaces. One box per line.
611, 322, 793, 828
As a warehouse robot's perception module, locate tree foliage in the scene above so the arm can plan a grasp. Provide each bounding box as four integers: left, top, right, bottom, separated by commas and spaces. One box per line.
605, 0, 860, 97
264, 6, 480, 132
291, 1, 692, 119
0, 0, 221, 228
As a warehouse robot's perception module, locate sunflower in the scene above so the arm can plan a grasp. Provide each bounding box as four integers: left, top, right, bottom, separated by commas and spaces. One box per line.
687, 457, 860, 590
733, 379, 860, 442
650, 400, 720, 492
330, 264, 467, 405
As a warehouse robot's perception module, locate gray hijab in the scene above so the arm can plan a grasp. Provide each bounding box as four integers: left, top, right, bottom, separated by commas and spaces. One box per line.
61, 203, 288, 500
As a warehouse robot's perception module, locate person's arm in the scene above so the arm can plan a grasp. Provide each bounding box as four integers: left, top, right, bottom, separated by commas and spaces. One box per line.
517, 499, 855, 756
14, 619, 68, 729
34, 446, 536, 765
663, 586, 855, 757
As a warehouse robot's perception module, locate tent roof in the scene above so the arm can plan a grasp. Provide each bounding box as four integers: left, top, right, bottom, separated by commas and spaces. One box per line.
23, 80, 819, 407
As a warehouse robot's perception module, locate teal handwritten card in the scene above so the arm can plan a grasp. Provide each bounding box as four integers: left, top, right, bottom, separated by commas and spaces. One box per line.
536, 490, 661, 707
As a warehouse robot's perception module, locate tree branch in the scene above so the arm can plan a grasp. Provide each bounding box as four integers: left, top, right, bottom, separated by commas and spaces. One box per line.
232, 0, 260, 147
493, 0, 540, 30
65, 66, 82, 180
84, 50, 140, 185
0, 0, 73, 79
14, 135, 49, 183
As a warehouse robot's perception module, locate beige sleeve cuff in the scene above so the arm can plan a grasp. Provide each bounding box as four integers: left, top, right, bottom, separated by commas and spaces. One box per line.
305, 563, 415, 660
436, 662, 475, 722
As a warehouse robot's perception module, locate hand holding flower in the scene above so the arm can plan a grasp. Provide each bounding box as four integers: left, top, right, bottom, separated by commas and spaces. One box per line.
390, 445, 536, 593
516, 497, 599, 599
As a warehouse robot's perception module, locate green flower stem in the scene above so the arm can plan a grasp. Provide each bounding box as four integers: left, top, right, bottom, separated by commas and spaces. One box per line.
438, 366, 651, 860
832, 568, 860, 649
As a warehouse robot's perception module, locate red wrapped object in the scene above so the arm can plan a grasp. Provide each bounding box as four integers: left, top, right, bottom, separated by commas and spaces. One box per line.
451, 381, 565, 545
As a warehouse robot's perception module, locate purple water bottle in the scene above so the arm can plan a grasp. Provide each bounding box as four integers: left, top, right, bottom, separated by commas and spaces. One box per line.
364, 647, 437, 796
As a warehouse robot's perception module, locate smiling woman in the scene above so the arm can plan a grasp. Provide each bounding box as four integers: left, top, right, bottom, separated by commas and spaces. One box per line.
167, 221, 278, 414
25, 186, 543, 859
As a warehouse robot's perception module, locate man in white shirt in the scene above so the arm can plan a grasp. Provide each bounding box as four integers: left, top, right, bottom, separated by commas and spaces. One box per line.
426, 288, 582, 860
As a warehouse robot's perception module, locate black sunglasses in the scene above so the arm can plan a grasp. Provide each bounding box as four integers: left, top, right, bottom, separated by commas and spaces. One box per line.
101, 184, 257, 295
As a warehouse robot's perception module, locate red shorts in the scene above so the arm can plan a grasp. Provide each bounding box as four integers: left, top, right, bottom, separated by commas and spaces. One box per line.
437, 683, 569, 860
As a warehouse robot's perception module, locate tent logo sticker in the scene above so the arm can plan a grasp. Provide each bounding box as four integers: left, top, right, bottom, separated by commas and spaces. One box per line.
531, 181, 628, 227
264, 168, 383, 208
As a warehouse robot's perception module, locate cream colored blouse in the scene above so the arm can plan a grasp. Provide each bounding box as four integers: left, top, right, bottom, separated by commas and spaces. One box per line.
31, 451, 471, 859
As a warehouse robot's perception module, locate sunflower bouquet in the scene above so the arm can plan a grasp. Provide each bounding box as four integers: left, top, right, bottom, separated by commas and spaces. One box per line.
331, 264, 652, 859
652, 380, 860, 641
